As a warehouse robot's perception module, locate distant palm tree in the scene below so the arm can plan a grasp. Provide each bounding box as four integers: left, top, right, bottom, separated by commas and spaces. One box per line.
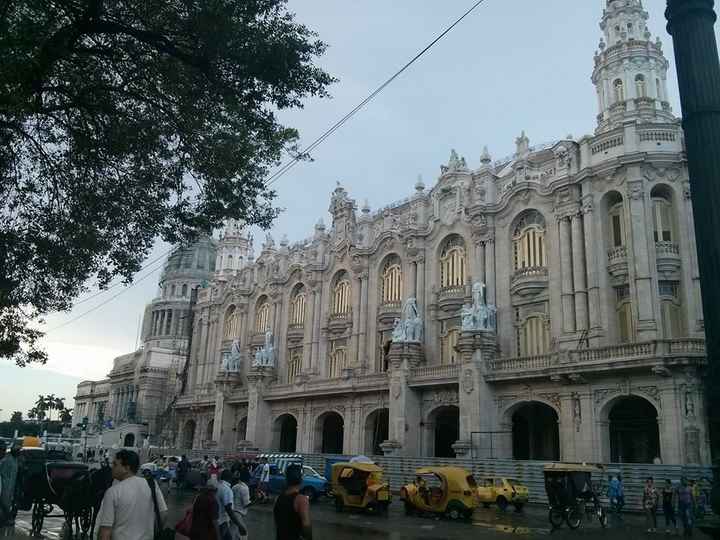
27, 408, 36, 420
59, 408, 73, 423
10, 411, 22, 423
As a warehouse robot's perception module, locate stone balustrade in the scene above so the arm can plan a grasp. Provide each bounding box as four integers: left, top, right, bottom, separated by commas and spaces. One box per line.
607, 245, 628, 263
409, 364, 460, 385
655, 241, 680, 256
485, 339, 705, 382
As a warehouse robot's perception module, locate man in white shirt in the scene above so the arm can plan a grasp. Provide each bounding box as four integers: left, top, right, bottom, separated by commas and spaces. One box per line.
218, 470, 246, 540
258, 457, 271, 501
232, 472, 251, 540
96, 449, 167, 540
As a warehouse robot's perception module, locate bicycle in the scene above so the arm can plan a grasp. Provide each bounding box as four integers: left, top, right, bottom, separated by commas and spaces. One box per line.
549, 497, 608, 530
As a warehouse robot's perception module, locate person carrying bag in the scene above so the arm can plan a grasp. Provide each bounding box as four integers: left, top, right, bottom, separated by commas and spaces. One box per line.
146, 476, 175, 540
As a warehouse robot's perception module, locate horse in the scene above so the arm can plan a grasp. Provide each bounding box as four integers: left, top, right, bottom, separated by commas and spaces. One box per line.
60, 463, 113, 538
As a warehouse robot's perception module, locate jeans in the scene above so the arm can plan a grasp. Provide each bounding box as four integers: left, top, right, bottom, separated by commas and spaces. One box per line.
679, 503, 693, 535
664, 503, 677, 528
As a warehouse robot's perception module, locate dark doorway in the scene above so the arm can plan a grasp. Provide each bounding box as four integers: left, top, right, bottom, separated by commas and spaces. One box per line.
609, 396, 660, 463
237, 417, 248, 443
366, 409, 389, 455
182, 421, 196, 449
279, 415, 298, 452
433, 406, 459, 458
321, 413, 344, 454
123, 433, 135, 447
512, 402, 560, 460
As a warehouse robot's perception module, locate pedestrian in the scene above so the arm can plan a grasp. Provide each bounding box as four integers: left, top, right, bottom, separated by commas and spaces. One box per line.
273, 464, 312, 540
96, 449, 168, 540
607, 474, 622, 514
217, 470, 247, 540
690, 479, 701, 517
662, 479, 678, 534
258, 457, 271, 502
0, 445, 18, 526
617, 474, 626, 512
232, 468, 251, 540
177, 455, 191, 490
189, 478, 221, 540
643, 476, 659, 533
209, 456, 221, 480
678, 477, 695, 537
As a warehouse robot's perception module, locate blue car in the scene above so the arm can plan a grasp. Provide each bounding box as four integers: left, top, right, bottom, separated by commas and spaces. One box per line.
249, 460, 328, 501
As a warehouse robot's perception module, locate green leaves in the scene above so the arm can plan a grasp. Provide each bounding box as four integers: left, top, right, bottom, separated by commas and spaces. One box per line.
0, 0, 334, 365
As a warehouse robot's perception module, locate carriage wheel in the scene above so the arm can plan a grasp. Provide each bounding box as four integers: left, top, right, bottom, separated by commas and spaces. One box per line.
80, 507, 92, 537
31, 502, 44, 535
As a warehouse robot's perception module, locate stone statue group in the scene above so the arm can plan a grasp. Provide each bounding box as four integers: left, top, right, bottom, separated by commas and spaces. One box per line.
222, 339, 242, 372
392, 298, 423, 343
252, 331, 276, 368
461, 282, 497, 331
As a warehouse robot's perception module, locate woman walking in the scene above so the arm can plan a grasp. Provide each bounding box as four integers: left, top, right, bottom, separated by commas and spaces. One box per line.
662, 479, 678, 534
643, 477, 659, 533
189, 478, 222, 540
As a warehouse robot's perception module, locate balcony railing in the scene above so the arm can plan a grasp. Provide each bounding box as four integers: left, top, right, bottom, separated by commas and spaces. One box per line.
512, 266, 548, 280
487, 353, 557, 372
655, 241, 680, 256
411, 363, 460, 380
607, 245, 628, 264
438, 285, 464, 299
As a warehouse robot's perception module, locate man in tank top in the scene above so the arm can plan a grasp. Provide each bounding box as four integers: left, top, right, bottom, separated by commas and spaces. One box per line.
273, 464, 312, 540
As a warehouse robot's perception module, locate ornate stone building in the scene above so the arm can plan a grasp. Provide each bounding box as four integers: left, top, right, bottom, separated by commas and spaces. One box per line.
78, 0, 710, 464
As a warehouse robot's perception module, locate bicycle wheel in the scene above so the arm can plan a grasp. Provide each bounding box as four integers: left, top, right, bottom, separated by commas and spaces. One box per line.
565, 507, 583, 529
598, 507, 608, 528
548, 507, 565, 529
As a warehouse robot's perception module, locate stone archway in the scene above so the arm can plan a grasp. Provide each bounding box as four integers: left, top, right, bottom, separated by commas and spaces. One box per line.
206, 419, 214, 442
428, 405, 459, 458
315, 411, 344, 454
607, 396, 660, 463
123, 433, 135, 447
511, 402, 559, 460
272, 414, 298, 452
364, 409, 389, 455
182, 420, 196, 449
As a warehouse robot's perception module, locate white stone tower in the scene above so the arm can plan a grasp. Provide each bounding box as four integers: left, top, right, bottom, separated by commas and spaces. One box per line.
215, 219, 253, 279
593, 0, 675, 134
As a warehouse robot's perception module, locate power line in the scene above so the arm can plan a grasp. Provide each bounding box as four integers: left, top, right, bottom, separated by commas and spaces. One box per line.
265, 0, 489, 187
45, 258, 167, 334
73, 248, 174, 306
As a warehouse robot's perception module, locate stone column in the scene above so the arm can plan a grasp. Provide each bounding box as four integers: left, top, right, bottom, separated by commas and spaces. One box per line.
357, 273, 369, 370
407, 261, 417, 299
416, 258, 426, 317
245, 369, 273, 450
485, 239, 496, 304
581, 197, 603, 337
627, 179, 658, 339
311, 288, 323, 372
351, 275, 362, 367
303, 289, 316, 372
571, 213, 589, 331
559, 216, 576, 333
453, 331, 497, 458
381, 342, 423, 456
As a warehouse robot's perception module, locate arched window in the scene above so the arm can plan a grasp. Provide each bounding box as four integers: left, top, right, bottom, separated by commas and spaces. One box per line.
615, 285, 635, 343
512, 210, 547, 271
659, 281, 683, 339
441, 327, 460, 365
226, 254, 234, 270
381, 256, 403, 305
518, 315, 550, 356
287, 348, 302, 383
440, 236, 466, 289
635, 74, 647, 98
255, 300, 270, 333
170, 284, 176, 297
332, 273, 351, 316
328, 343, 347, 378
224, 305, 239, 339
614, 79, 625, 103
651, 190, 674, 243
609, 201, 626, 248
181, 284, 188, 297
289, 287, 306, 327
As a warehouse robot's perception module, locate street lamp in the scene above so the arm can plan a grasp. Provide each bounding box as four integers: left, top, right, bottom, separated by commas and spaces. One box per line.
666, 0, 720, 457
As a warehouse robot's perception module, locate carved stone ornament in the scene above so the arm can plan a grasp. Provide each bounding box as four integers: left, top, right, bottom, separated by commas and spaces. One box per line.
572, 392, 582, 432
539, 392, 561, 411
636, 385, 661, 407
594, 387, 620, 405
462, 369, 474, 394
627, 181, 644, 201
428, 389, 458, 405
391, 381, 402, 400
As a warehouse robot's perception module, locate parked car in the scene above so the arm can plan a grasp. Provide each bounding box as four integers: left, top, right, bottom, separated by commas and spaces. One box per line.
477, 477, 529, 511
249, 459, 328, 501
400, 467, 478, 520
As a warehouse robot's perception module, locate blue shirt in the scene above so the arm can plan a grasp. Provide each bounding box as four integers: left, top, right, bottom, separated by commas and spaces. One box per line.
216, 480, 234, 525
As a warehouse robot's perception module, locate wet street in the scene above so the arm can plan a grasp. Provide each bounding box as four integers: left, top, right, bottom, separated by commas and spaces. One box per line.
0, 487, 711, 539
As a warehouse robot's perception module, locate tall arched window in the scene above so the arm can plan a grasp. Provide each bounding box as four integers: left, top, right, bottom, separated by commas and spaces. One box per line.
651, 186, 675, 243
170, 284, 176, 297
328, 343, 347, 378
289, 287, 306, 327
659, 281, 683, 339
224, 305, 240, 339
381, 256, 403, 305
255, 299, 270, 333
635, 74, 647, 98
608, 200, 626, 248
615, 285, 635, 343
512, 210, 547, 271
287, 348, 302, 383
226, 255, 234, 270
518, 315, 550, 356
181, 284, 188, 297
614, 79, 625, 103
440, 236, 466, 289
332, 273, 351, 316
441, 327, 460, 365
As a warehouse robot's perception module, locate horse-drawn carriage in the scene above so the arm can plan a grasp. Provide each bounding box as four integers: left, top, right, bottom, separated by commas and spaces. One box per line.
14, 445, 112, 537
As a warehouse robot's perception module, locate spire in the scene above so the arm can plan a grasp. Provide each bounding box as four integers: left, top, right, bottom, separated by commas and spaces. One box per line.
480, 146, 492, 165
592, 0, 674, 133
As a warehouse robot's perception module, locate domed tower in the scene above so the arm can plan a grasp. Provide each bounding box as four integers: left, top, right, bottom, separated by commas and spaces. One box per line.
215, 219, 253, 280
592, 0, 675, 134
140, 235, 217, 345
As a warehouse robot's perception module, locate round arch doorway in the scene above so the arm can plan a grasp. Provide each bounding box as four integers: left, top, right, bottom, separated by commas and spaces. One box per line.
272, 414, 298, 452
364, 408, 389, 455
182, 420, 196, 449
609, 396, 660, 463
511, 402, 559, 460
316, 412, 344, 454
430, 406, 459, 458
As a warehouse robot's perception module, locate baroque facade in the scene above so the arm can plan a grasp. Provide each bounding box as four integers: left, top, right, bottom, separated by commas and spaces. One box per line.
77, 0, 709, 464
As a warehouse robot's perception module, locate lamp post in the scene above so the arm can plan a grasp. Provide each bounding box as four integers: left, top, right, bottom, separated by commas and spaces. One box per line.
665, 0, 720, 459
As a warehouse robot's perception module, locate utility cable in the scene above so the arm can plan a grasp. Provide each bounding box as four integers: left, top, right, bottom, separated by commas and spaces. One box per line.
265, 0, 489, 187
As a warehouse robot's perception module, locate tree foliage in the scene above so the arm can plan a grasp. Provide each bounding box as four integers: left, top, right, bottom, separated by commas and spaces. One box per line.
10, 410, 22, 423
0, 0, 334, 365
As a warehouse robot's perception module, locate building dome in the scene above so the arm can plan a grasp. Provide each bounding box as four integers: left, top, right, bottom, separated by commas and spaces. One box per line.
160, 235, 217, 286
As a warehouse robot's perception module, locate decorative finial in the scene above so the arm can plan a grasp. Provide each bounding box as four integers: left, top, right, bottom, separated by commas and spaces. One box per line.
315, 218, 326, 231
361, 199, 371, 213
480, 146, 492, 164
414, 174, 425, 192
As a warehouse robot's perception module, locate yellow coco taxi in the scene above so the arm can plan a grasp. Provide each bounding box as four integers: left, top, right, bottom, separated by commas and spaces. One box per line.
477, 477, 529, 511
331, 462, 391, 514
400, 467, 478, 520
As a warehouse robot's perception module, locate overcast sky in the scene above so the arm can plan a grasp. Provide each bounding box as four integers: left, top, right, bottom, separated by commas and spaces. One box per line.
3, 1, 717, 420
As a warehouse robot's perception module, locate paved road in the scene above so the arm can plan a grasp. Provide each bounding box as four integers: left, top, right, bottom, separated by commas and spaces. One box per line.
0, 487, 710, 539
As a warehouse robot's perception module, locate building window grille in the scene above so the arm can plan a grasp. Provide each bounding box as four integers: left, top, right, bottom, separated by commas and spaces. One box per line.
517, 315, 550, 357
381, 258, 403, 305
255, 301, 270, 333
617, 301, 635, 343
440, 236, 466, 289
332, 278, 351, 315
290, 291, 306, 326
652, 197, 674, 243
609, 202, 626, 248
287, 348, 302, 383
328, 343, 347, 378
440, 327, 460, 365
224, 306, 240, 339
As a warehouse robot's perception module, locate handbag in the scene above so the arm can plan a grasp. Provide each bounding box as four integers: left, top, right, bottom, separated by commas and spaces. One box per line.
175, 507, 194, 537
146, 476, 176, 540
